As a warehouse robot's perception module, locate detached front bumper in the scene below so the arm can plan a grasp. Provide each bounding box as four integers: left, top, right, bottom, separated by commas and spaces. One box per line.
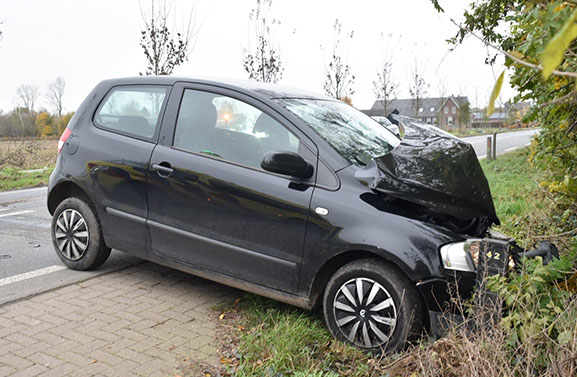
418, 231, 561, 336
417, 234, 523, 336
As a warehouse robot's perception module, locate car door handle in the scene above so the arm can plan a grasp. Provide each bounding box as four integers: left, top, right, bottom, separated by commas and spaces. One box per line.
152, 163, 174, 177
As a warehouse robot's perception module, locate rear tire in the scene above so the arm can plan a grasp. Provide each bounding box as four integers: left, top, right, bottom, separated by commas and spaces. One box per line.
323, 259, 425, 353
51, 197, 111, 270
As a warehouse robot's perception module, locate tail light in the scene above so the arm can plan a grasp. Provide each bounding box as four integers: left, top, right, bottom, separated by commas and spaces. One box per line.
58, 128, 72, 154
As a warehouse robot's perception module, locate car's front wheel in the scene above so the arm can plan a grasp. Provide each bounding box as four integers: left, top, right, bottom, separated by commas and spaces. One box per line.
51, 197, 111, 270
323, 259, 425, 353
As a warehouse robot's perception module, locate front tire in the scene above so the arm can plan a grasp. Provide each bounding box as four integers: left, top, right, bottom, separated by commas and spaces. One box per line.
323, 259, 425, 353
51, 197, 111, 270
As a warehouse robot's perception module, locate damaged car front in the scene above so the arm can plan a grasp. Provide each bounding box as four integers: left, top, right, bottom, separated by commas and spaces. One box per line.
278, 98, 552, 344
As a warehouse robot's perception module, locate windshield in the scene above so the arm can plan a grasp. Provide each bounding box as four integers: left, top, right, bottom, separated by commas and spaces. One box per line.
277, 99, 401, 166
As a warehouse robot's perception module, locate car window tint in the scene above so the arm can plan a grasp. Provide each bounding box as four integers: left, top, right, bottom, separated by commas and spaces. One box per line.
95, 86, 167, 139
174, 89, 300, 169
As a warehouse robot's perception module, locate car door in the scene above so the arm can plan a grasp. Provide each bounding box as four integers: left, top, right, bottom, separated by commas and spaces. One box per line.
146, 84, 318, 293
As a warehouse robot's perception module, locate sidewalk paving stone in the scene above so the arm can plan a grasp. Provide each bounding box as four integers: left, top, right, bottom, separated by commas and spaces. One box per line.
0, 262, 239, 376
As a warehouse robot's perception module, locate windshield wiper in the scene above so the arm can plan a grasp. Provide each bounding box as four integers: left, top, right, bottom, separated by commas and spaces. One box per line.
354, 155, 367, 166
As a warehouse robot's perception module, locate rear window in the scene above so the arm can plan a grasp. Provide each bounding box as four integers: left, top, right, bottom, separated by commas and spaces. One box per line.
94, 86, 168, 140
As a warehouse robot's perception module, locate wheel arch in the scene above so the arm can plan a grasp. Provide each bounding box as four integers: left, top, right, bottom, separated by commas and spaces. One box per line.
48, 181, 94, 215
307, 248, 417, 308
309, 249, 431, 334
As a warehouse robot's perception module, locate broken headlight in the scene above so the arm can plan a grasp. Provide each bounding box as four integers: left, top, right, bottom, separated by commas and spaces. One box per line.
440, 240, 482, 272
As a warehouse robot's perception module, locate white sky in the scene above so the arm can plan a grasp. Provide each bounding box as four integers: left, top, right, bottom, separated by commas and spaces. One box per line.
0, 0, 513, 114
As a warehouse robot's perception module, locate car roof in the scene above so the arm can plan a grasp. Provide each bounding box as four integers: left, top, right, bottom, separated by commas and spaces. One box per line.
99, 76, 335, 101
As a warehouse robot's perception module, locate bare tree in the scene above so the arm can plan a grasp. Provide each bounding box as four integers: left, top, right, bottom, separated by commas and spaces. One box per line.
459, 100, 471, 129
373, 34, 398, 116
15, 84, 39, 112
242, 0, 285, 83
373, 61, 398, 116
139, 0, 197, 75
323, 19, 355, 100
409, 59, 429, 117
46, 77, 66, 118
436, 76, 448, 126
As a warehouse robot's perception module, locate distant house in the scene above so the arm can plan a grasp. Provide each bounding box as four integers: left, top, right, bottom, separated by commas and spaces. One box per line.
366, 96, 470, 129
471, 111, 508, 128
471, 101, 533, 128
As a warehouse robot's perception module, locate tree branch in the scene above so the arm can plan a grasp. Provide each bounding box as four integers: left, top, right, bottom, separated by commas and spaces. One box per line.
532, 227, 577, 240
451, 19, 577, 78
539, 91, 577, 108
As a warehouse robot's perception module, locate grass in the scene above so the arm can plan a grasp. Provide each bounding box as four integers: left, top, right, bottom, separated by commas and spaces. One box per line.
449, 127, 535, 138
0, 139, 57, 191
481, 148, 546, 217
482, 148, 577, 251
215, 147, 577, 377
220, 296, 371, 377
0, 167, 54, 191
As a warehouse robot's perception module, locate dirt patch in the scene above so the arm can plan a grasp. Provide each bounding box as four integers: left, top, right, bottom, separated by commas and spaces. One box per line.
0, 139, 58, 169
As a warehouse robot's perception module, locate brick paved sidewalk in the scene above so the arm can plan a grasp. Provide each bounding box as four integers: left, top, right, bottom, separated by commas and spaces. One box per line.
0, 262, 238, 377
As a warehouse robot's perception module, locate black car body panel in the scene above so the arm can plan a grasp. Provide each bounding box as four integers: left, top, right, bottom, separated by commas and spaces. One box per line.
356, 120, 499, 237
48, 76, 501, 336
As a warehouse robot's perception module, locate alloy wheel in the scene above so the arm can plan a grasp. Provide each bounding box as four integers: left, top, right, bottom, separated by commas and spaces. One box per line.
54, 209, 90, 261
333, 277, 397, 349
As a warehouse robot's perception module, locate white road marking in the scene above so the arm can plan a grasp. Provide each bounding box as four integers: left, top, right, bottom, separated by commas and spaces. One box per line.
0, 187, 47, 196
505, 146, 519, 152
0, 210, 34, 218
0, 265, 67, 287
479, 155, 487, 159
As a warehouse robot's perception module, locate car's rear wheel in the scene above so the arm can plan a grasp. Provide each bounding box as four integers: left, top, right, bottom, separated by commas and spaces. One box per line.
323, 259, 425, 353
51, 197, 111, 270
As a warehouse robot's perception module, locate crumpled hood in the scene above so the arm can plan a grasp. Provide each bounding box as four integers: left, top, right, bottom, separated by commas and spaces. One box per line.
355, 119, 499, 236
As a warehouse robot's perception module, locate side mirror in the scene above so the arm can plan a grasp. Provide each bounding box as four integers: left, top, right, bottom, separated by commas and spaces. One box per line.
261, 151, 314, 179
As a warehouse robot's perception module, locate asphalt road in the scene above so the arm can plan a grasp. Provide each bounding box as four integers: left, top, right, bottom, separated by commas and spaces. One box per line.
0, 187, 142, 305
461, 128, 540, 158
0, 128, 539, 305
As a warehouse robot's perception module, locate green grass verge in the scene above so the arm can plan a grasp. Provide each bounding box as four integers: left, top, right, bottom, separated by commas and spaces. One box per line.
449, 127, 534, 138
481, 148, 577, 250
0, 167, 53, 191
227, 296, 371, 377
481, 148, 544, 222
221, 147, 575, 376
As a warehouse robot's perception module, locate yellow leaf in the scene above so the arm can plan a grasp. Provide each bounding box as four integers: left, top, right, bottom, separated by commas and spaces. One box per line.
554, 3, 566, 13
219, 313, 225, 320
541, 9, 577, 79
509, 51, 526, 60
487, 71, 505, 117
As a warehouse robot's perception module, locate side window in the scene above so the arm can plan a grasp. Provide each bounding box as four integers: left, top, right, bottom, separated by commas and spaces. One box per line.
174, 89, 301, 170
94, 86, 167, 139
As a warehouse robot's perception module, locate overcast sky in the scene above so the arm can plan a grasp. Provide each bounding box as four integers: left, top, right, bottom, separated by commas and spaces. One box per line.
0, 0, 512, 114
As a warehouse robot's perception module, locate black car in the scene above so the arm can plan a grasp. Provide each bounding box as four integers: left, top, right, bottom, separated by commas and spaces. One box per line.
48, 76, 508, 352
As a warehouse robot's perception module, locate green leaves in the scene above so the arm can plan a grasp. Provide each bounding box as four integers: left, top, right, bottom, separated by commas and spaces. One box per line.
430, 0, 445, 13
541, 8, 577, 79
558, 330, 572, 345
487, 70, 505, 116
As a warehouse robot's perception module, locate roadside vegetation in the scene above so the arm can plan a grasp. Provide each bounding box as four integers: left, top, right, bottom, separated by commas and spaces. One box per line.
0, 139, 56, 191
215, 147, 577, 377
449, 125, 537, 138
